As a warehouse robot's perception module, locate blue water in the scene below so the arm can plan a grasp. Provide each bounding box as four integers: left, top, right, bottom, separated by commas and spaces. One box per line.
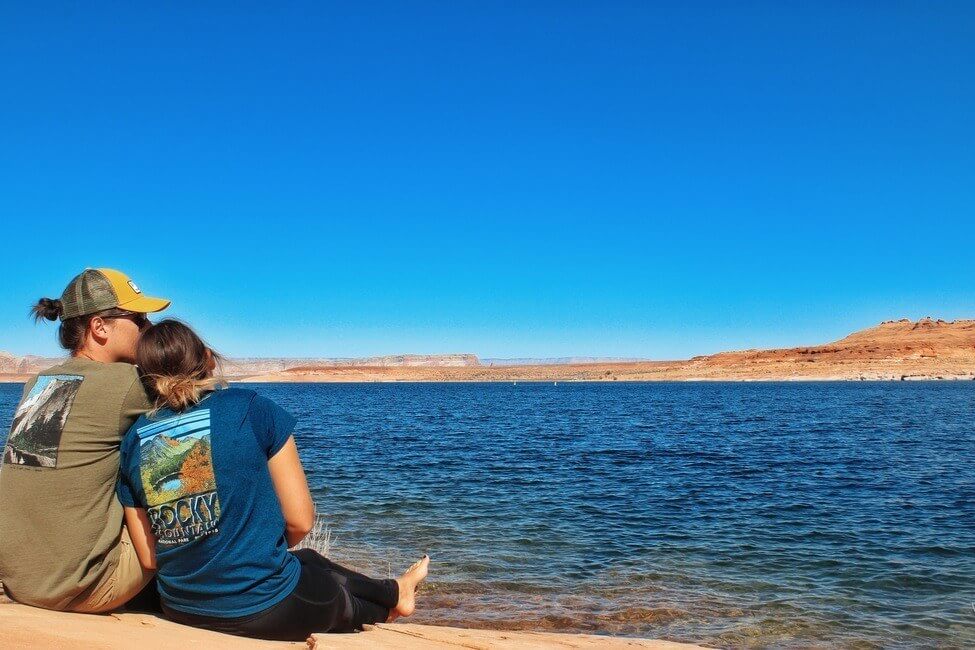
160, 478, 182, 492
2, 381, 974, 648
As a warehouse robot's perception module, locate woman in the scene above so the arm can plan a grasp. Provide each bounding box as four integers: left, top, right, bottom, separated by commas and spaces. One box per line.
116, 319, 428, 641
0, 268, 169, 613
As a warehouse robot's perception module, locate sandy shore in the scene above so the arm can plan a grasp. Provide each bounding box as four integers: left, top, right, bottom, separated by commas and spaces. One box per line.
0, 602, 706, 649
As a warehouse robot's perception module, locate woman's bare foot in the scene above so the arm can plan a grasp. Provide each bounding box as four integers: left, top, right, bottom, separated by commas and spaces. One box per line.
388, 555, 429, 621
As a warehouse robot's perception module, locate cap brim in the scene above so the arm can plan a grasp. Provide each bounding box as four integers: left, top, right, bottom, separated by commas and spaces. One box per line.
117, 295, 171, 314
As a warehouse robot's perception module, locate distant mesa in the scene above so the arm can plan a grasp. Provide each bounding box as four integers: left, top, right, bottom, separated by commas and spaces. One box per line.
221, 354, 481, 376
2, 318, 974, 382
0, 352, 62, 377
483, 357, 645, 366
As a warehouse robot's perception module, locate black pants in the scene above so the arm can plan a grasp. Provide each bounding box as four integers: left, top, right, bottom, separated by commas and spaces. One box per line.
162, 549, 399, 641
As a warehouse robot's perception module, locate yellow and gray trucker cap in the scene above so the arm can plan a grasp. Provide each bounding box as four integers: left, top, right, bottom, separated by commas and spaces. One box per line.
60, 268, 171, 320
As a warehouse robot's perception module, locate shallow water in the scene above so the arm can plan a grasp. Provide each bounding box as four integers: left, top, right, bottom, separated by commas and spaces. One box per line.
2, 381, 974, 647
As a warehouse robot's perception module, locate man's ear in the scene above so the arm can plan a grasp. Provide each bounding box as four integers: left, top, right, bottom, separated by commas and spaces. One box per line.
88, 316, 111, 345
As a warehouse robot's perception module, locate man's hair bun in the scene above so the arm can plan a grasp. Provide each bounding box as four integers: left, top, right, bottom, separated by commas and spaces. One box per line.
31, 298, 63, 322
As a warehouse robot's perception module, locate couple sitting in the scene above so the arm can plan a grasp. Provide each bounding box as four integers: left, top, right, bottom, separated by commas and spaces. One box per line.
0, 269, 428, 641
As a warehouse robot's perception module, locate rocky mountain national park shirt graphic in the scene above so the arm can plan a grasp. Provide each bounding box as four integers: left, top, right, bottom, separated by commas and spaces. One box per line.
137, 409, 221, 545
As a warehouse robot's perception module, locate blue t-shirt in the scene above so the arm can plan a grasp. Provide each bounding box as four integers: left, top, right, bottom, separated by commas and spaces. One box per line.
116, 387, 302, 618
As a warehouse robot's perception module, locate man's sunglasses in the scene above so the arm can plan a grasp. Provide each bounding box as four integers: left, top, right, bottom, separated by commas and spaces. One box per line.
99, 309, 151, 329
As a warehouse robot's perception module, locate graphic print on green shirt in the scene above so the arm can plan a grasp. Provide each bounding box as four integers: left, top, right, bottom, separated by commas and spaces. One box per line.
137, 409, 221, 545
4, 374, 84, 468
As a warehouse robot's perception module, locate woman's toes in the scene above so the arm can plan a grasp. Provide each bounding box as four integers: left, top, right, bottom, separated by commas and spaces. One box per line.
410, 555, 430, 582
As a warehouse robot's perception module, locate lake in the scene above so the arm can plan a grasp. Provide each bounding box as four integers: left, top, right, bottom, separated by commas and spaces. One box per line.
2, 381, 973, 648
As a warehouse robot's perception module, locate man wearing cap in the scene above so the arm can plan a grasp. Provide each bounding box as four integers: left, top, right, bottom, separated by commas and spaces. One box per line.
0, 269, 170, 612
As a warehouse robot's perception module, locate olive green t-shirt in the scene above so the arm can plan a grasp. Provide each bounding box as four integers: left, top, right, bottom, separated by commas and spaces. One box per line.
0, 357, 152, 609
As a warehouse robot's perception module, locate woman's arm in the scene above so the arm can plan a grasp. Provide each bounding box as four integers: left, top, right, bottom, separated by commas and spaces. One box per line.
123, 506, 157, 570
268, 435, 316, 547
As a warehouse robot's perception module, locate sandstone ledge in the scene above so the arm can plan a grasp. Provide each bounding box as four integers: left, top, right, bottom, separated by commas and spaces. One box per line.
0, 602, 706, 649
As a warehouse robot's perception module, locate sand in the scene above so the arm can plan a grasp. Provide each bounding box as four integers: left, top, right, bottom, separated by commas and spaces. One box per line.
0, 602, 706, 649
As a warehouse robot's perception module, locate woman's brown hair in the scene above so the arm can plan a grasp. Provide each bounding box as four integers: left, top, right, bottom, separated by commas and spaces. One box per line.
137, 319, 224, 412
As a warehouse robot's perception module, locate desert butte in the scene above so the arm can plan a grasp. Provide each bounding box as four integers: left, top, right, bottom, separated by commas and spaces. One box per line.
1, 318, 973, 383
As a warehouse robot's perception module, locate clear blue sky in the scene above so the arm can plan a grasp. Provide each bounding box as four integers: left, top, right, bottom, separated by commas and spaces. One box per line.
1, 3, 973, 359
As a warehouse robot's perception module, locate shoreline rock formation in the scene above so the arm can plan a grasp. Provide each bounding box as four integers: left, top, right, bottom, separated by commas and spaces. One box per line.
2, 319, 973, 383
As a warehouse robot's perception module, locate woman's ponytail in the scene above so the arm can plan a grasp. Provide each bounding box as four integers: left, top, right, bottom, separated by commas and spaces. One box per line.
147, 373, 220, 413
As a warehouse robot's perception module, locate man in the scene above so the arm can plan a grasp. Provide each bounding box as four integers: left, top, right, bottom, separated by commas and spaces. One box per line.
0, 268, 169, 612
